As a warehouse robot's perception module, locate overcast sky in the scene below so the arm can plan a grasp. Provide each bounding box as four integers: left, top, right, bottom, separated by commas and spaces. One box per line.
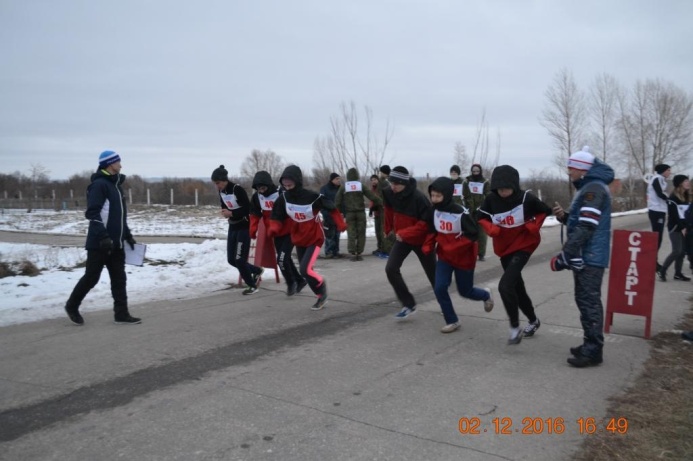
1, 0, 692, 181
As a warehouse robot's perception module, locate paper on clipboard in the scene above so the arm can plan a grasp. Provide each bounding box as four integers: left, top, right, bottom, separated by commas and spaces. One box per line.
124, 243, 147, 266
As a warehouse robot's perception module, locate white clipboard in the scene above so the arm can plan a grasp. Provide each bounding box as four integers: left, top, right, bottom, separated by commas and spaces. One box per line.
124, 243, 147, 266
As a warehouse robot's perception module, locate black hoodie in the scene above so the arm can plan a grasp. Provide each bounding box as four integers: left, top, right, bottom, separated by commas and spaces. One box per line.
269, 165, 345, 247
249, 170, 279, 237
477, 165, 551, 257
422, 177, 479, 269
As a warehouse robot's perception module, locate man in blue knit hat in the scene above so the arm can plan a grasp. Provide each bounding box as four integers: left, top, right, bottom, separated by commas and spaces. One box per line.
64, 150, 141, 325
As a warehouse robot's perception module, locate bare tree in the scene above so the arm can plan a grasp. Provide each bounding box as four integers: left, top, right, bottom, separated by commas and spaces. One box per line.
540, 68, 588, 173
240, 149, 285, 180
313, 101, 393, 179
590, 73, 621, 163
618, 79, 693, 176
452, 142, 469, 172
29, 163, 50, 184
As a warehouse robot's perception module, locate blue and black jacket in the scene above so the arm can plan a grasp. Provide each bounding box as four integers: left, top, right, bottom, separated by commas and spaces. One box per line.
562, 159, 615, 268
85, 170, 133, 250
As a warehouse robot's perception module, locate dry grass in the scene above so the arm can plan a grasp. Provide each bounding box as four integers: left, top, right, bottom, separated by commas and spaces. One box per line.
574, 302, 693, 461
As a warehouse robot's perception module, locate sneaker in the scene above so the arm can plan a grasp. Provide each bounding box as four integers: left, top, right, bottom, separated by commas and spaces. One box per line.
567, 354, 602, 368
377, 252, 389, 259
287, 281, 298, 296
482, 288, 494, 312
372, 250, 382, 256
673, 273, 691, 281
478, 255, 485, 261
349, 254, 359, 261
243, 286, 259, 295
355, 254, 364, 261
114, 314, 142, 325
657, 269, 666, 282
311, 294, 328, 310
333, 253, 345, 259
508, 327, 524, 345
440, 322, 461, 333
252, 268, 265, 286
296, 279, 308, 293
523, 319, 541, 337
395, 307, 416, 319
65, 305, 84, 326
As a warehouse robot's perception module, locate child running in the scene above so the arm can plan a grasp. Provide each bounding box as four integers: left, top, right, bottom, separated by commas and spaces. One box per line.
268, 165, 347, 310
382, 166, 437, 319
424, 177, 494, 333
477, 165, 552, 344
249, 171, 307, 296
212, 165, 264, 295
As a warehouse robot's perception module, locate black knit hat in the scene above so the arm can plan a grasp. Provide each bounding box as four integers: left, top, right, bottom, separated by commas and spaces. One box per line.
329, 172, 340, 181
389, 166, 410, 185
655, 164, 671, 175
379, 165, 391, 175
211, 165, 228, 181
673, 174, 688, 188
450, 165, 461, 175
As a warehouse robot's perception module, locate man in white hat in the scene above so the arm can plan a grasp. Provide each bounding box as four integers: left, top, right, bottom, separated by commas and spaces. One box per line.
551, 147, 614, 368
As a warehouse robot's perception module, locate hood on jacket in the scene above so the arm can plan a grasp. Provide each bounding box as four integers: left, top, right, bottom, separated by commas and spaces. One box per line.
252, 171, 277, 193
346, 167, 359, 181
490, 165, 520, 192
91, 169, 126, 186
467, 163, 484, 181
573, 158, 615, 190
428, 177, 455, 211
279, 165, 304, 189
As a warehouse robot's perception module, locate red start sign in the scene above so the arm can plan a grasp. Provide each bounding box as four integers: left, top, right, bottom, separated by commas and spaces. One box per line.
605, 230, 658, 338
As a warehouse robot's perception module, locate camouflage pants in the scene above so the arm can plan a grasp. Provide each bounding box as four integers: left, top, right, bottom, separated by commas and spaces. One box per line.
346, 210, 367, 255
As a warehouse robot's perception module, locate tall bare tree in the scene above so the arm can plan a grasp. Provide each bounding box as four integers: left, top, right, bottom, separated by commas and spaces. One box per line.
452, 142, 469, 172
240, 149, 285, 180
618, 79, 693, 176
313, 101, 393, 179
540, 68, 588, 174
589, 73, 621, 163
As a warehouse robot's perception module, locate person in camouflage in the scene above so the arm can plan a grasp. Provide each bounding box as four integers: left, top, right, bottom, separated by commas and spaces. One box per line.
463, 164, 491, 261
336, 167, 382, 261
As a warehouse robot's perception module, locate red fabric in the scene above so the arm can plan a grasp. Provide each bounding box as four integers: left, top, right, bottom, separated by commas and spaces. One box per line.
384, 206, 429, 246
249, 214, 260, 239
480, 217, 544, 257
434, 233, 478, 270
331, 209, 347, 232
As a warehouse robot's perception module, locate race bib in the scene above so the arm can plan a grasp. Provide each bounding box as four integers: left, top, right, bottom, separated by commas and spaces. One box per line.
220, 193, 240, 210
345, 181, 362, 192
469, 181, 484, 195
453, 184, 463, 197
285, 201, 316, 223
492, 204, 526, 228
434, 210, 463, 234
259, 191, 279, 211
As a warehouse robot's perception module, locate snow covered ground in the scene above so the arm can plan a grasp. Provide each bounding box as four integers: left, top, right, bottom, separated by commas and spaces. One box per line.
0, 206, 645, 327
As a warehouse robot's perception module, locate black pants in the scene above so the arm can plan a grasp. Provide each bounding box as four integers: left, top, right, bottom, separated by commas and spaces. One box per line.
648, 210, 666, 250
573, 266, 605, 359
66, 248, 128, 316
296, 244, 324, 295
274, 234, 304, 286
385, 240, 436, 308
227, 227, 261, 287
498, 251, 537, 328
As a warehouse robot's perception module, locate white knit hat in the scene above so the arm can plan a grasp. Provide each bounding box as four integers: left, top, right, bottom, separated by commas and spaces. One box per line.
567, 146, 594, 171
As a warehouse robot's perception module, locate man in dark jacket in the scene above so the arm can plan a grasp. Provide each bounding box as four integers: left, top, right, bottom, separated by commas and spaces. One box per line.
320, 173, 343, 258
552, 147, 614, 368
64, 151, 141, 325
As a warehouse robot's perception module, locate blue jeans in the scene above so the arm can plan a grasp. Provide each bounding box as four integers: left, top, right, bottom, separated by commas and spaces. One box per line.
434, 260, 488, 325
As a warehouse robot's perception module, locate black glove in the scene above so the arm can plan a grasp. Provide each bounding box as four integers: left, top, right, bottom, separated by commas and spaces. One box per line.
100, 237, 113, 252
126, 236, 137, 250
550, 252, 584, 272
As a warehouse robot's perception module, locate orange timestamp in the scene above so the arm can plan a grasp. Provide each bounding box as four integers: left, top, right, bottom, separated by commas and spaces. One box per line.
458, 417, 629, 435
